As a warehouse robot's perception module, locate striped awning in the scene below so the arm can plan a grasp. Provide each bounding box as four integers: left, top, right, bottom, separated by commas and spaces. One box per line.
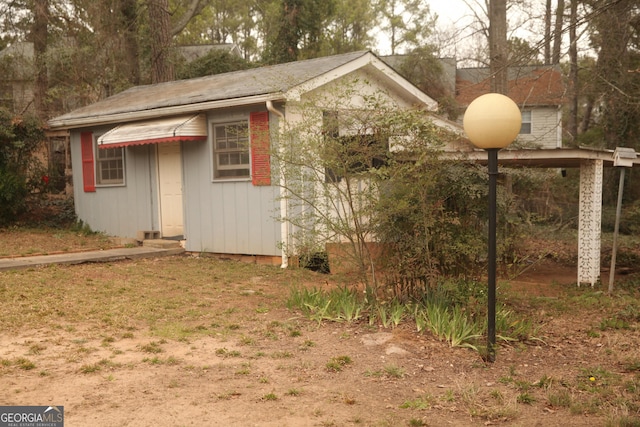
98, 114, 207, 148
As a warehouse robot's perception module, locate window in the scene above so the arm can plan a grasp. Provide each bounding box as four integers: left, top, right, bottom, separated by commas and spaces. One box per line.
323, 110, 389, 183
96, 145, 125, 185
212, 121, 250, 179
520, 110, 532, 134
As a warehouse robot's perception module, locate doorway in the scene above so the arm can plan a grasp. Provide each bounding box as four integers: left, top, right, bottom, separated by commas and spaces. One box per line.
157, 142, 184, 238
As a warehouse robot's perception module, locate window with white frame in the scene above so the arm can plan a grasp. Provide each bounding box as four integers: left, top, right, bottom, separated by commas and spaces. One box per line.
96, 145, 125, 185
520, 110, 532, 134
212, 121, 250, 179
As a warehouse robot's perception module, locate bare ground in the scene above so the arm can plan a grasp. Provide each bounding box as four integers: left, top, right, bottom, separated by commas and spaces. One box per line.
0, 230, 639, 427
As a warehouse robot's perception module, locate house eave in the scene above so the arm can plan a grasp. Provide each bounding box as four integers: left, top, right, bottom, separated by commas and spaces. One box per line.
48, 93, 286, 130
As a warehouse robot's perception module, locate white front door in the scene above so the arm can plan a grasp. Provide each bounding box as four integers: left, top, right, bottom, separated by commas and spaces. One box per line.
157, 142, 184, 238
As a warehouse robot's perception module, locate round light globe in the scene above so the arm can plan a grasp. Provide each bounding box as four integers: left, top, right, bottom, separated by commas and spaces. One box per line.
463, 93, 522, 150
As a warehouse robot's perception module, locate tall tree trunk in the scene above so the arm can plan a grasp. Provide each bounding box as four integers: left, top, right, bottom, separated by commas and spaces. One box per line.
148, 0, 174, 83
32, 0, 49, 119
489, 0, 508, 94
567, 0, 578, 145
544, 0, 552, 64
551, 0, 565, 64
121, 0, 140, 86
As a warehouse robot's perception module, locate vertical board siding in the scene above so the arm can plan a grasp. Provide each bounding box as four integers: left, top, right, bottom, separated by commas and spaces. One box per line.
182, 119, 281, 256
72, 111, 281, 256
71, 131, 158, 237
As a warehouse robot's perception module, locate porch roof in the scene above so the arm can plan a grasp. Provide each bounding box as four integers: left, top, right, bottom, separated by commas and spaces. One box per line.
97, 114, 207, 148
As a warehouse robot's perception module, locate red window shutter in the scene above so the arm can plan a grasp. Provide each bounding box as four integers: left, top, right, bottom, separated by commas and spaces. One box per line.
250, 111, 271, 186
80, 132, 96, 192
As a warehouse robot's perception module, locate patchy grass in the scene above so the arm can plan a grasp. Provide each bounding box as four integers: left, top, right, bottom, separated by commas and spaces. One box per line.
1, 230, 640, 426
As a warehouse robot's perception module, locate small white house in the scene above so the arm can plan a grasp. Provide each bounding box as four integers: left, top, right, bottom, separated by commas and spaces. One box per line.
48, 51, 451, 264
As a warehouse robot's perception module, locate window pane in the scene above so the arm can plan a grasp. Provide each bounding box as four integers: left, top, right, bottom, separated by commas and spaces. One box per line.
96, 145, 124, 185
520, 123, 532, 134
212, 120, 250, 180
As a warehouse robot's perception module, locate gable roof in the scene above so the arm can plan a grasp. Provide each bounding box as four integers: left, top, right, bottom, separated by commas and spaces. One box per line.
49, 50, 437, 129
456, 65, 566, 107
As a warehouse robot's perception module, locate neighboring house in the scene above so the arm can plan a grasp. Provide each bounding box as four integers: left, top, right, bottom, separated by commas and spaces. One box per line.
0, 41, 35, 114
48, 50, 454, 264
456, 66, 566, 149
381, 55, 566, 149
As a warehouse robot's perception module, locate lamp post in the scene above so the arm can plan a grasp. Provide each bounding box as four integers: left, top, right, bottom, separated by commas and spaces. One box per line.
463, 93, 521, 362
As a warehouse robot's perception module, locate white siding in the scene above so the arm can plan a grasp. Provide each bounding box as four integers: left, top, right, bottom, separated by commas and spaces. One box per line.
518, 107, 562, 149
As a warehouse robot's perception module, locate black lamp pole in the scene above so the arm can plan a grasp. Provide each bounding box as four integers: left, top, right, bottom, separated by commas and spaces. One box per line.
486, 148, 499, 363
462, 93, 522, 363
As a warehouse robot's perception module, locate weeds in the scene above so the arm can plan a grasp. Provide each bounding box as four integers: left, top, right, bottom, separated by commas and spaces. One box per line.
326, 355, 352, 372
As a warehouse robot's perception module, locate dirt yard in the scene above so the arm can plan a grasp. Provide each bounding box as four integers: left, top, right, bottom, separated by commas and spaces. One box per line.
0, 229, 639, 427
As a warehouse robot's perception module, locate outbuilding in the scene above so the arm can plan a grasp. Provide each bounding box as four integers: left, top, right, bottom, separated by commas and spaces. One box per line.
48, 51, 447, 266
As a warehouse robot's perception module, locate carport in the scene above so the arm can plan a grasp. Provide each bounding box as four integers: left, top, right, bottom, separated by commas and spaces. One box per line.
451, 147, 640, 286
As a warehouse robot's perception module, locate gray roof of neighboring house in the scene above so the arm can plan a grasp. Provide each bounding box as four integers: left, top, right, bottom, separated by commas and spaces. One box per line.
177, 44, 242, 62
49, 50, 378, 129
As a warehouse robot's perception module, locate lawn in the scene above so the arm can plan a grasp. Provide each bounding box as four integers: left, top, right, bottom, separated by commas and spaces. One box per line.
0, 229, 639, 426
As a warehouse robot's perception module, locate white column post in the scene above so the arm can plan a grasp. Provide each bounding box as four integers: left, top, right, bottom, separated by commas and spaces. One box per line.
577, 159, 603, 286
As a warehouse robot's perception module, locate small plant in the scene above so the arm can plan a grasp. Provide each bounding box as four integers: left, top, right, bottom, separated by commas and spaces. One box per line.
217, 391, 241, 400
28, 343, 46, 355
261, 392, 278, 401
599, 317, 630, 331
326, 355, 352, 372
271, 351, 293, 359
400, 394, 432, 409
140, 341, 164, 354
286, 389, 302, 396
490, 389, 504, 402
384, 364, 405, 378
441, 389, 456, 402
547, 390, 572, 408
215, 348, 242, 358
15, 357, 36, 370
517, 392, 536, 404
79, 363, 101, 374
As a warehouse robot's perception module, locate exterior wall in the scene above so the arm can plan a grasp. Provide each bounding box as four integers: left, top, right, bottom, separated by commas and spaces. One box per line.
71, 128, 159, 237
181, 108, 281, 256
518, 106, 562, 149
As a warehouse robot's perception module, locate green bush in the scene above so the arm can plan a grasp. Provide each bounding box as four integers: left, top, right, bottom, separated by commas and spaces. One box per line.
0, 109, 46, 226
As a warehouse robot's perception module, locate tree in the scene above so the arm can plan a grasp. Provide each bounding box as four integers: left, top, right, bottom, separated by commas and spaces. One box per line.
489, 0, 508, 93
274, 79, 466, 293
32, 0, 49, 119
176, 48, 254, 79
375, 0, 436, 55
326, 0, 376, 54
148, 0, 174, 83
0, 109, 45, 224
588, 0, 640, 149
264, 0, 337, 63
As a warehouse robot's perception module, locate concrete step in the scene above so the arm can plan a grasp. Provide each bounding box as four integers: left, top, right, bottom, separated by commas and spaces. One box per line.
142, 239, 182, 249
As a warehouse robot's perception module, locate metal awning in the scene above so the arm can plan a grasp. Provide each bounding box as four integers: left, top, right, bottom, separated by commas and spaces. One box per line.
97, 114, 207, 148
